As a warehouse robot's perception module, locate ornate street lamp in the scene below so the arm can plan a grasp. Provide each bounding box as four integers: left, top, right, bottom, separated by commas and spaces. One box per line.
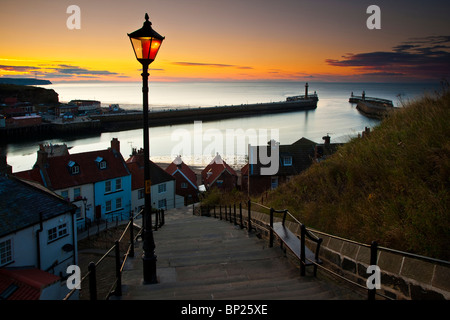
128, 13, 165, 284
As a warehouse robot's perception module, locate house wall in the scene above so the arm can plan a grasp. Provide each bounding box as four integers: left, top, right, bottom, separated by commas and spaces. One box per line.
131, 188, 144, 214
39, 213, 77, 276
245, 175, 272, 195
56, 184, 94, 229
173, 171, 198, 204
130, 180, 178, 213
151, 180, 176, 209
211, 171, 237, 191
94, 175, 132, 222
0, 212, 77, 277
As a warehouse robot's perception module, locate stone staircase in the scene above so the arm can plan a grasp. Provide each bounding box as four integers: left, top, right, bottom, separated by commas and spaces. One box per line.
117, 206, 364, 300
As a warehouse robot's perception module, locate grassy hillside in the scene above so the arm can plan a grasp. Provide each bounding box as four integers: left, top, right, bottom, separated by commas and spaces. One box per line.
266, 85, 450, 260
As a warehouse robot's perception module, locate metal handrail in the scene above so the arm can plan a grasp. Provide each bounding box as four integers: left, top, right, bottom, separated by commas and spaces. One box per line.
64, 208, 155, 300
225, 201, 450, 299
250, 202, 449, 265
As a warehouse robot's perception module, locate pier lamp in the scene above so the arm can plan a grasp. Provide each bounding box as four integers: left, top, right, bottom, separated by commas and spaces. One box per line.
128, 13, 165, 284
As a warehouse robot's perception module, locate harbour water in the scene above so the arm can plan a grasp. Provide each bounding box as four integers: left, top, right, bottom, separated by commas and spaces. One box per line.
5, 81, 440, 172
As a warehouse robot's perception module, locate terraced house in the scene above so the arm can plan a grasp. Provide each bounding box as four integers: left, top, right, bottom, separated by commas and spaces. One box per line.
14, 138, 132, 229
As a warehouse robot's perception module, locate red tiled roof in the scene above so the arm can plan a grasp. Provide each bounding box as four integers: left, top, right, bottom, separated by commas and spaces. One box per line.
165, 157, 197, 188
0, 268, 60, 300
14, 167, 45, 185
15, 148, 130, 190
125, 152, 174, 190
201, 154, 237, 185
241, 163, 249, 176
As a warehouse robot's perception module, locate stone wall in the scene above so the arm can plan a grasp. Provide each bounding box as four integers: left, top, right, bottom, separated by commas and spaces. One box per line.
316, 234, 450, 300
201, 206, 450, 300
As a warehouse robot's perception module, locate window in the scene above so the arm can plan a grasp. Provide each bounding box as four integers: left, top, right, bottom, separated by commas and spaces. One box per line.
74, 187, 81, 199
0, 239, 12, 266
158, 183, 166, 193
105, 181, 111, 193
61, 190, 69, 201
71, 165, 80, 174
95, 157, 106, 170
116, 197, 122, 210
271, 177, 278, 190
115, 178, 122, 191
68, 161, 79, 175
48, 223, 68, 243
216, 180, 223, 186
75, 206, 82, 220
283, 156, 292, 166
158, 199, 166, 209
105, 200, 112, 212
181, 182, 188, 189
138, 189, 145, 199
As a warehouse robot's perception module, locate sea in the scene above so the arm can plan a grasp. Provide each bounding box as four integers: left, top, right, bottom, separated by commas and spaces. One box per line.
4, 81, 441, 173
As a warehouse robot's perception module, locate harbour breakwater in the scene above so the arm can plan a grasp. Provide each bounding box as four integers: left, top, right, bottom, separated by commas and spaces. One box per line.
1, 99, 317, 142
90, 99, 317, 132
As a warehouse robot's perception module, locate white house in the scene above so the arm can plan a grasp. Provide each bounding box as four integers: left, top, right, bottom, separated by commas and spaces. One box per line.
126, 148, 184, 213
0, 175, 78, 300
14, 138, 132, 229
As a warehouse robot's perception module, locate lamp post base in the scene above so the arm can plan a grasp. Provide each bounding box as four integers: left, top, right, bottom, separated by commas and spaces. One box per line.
142, 253, 158, 284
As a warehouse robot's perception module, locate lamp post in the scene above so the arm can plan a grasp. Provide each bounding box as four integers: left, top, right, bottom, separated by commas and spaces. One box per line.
128, 13, 165, 284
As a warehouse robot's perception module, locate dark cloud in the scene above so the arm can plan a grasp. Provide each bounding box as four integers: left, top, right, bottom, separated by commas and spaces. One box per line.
0, 65, 40, 72
0, 63, 127, 79
173, 61, 253, 69
326, 36, 450, 80
52, 64, 118, 76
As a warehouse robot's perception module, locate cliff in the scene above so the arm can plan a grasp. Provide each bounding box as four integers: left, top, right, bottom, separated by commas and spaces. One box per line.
0, 84, 59, 105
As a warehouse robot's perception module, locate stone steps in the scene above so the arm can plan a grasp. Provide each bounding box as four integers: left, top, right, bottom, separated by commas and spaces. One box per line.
117, 206, 363, 300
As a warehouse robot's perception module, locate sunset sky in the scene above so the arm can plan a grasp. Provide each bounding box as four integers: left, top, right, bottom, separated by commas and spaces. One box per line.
1, 0, 449, 83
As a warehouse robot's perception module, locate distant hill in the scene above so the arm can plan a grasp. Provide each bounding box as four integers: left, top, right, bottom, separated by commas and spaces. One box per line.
0, 78, 52, 86
265, 84, 450, 260
0, 83, 59, 105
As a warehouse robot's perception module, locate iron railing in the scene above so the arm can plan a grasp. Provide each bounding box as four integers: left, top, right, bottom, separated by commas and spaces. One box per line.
198, 201, 450, 300
63, 208, 165, 300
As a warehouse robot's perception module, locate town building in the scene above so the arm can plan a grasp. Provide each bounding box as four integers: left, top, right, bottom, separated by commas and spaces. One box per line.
242, 136, 343, 195
14, 138, 132, 229
126, 148, 183, 213
165, 155, 199, 205
68, 100, 101, 115
0, 174, 77, 300
201, 153, 238, 191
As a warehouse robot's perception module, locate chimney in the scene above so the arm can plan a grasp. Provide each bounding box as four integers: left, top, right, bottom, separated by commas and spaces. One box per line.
0, 147, 12, 175
36, 148, 49, 169
111, 138, 120, 153
322, 135, 330, 146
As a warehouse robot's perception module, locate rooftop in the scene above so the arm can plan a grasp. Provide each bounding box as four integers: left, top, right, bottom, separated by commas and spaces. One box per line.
201, 153, 237, 185
0, 268, 60, 300
0, 175, 76, 238
125, 148, 175, 190
165, 155, 197, 188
